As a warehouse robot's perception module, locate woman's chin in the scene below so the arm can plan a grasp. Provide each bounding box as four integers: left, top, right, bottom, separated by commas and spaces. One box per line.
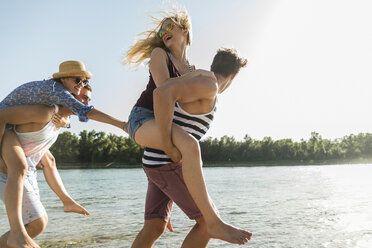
164, 40, 176, 49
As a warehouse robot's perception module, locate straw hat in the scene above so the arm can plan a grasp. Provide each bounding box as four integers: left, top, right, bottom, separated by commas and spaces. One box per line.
52, 60, 92, 79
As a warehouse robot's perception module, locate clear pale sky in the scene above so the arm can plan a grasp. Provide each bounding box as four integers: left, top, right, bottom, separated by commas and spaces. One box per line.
1, 0, 372, 141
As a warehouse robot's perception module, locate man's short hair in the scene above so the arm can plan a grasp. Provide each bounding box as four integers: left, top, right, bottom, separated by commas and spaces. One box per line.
84, 84, 92, 92
210, 48, 247, 77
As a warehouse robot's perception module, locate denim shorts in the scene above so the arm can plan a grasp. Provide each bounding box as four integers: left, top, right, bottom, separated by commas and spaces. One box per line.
0, 102, 6, 110
127, 106, 154, 141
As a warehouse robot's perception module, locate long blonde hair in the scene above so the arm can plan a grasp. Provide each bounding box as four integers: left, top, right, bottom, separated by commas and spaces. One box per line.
123, 8, 192, 67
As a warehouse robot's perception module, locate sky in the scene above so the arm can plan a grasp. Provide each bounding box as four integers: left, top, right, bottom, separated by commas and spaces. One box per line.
1, 0, 372, 141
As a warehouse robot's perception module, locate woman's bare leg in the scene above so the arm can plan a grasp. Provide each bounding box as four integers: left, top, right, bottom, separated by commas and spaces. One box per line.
40, 151, 89, 216
134, 120, 172, 150
1, 130, 39, 248
135, 121, 252, 245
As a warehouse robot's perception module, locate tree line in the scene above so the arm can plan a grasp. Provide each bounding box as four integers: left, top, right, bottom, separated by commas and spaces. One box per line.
50, 130, 372, 167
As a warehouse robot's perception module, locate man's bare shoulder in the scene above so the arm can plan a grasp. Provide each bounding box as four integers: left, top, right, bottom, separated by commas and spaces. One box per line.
178, 97, 216, 115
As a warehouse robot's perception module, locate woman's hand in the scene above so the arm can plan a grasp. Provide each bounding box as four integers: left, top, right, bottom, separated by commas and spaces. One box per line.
52, 113, 70, 128
122, 121, 128, 134
164, 145, 182, 162
196, 69, 217, 81
35, 160, 44, 169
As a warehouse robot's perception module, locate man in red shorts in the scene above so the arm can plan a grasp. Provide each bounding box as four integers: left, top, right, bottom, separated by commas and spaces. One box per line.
131, 48, 252, 248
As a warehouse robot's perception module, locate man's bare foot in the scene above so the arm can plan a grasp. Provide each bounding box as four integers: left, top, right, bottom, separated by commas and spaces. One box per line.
7, 231, 40, 248
63, 199, 90, 216
207, 220, 252, 245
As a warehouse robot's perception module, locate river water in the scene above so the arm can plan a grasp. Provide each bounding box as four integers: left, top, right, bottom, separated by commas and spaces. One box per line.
1, 164, 372, 247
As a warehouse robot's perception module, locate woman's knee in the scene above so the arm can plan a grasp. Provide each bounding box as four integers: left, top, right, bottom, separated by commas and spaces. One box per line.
181, 135, 200, 156
172, 125, 201, 156
40, 152, 56, 170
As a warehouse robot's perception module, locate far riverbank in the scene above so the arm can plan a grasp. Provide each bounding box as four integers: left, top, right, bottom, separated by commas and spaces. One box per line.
55, 158, 372, 169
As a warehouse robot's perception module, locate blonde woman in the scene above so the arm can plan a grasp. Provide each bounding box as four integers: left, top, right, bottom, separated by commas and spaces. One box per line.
125, 9, 251, 246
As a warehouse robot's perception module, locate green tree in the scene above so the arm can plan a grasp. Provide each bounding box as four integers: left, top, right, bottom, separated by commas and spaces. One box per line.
50, 131, 79, 162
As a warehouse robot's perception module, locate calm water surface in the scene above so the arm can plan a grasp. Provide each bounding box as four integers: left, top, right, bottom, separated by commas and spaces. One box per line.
1, 164, 372, 247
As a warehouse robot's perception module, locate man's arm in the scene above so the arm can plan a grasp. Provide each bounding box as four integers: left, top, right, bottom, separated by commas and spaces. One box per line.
153, 75, 218, 149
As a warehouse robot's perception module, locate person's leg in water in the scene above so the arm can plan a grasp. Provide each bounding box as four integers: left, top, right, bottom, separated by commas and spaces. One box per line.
135, 121, 252, 245
131, 217, 210, 248
181, 217, 210, 248
133, 162, 210, 248
38, 150, 89, 216
131, 219, 167, 248
1, 130, 39, 248
0, 215, 48, 247
131, 169, 173, 248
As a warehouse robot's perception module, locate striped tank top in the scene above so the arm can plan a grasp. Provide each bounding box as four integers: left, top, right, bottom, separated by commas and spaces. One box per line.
142, 101, 217, 168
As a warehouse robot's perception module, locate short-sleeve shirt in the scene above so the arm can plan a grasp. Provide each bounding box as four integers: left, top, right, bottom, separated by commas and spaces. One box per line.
0, 79, 93, 122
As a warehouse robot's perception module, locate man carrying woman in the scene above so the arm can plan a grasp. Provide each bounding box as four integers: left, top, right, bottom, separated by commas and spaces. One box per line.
0, 61, 125, 248
125, 8, 252, 247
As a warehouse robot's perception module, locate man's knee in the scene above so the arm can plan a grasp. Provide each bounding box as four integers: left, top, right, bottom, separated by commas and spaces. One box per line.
143, 219, 167, 238
195, 217, 208, 233
26, 215, 48, 238
153, 223, 167, 237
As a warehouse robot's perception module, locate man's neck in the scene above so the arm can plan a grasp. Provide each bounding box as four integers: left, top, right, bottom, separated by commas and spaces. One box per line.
215, 73, 226, 88
215, 73, 232, 94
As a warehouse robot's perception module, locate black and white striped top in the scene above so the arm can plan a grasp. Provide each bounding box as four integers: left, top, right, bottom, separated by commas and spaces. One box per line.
142, 101, 217, 168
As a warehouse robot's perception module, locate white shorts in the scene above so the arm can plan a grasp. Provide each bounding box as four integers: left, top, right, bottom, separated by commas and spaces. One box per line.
0, 172, 46, 225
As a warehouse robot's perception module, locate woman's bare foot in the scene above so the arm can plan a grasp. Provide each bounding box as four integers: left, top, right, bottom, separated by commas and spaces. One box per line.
63, 199, 90, 216
7, 231, 40, 248
207, 220, 252, 245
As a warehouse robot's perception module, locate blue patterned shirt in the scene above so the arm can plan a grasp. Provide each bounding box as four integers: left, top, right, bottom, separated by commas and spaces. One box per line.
0, 79, 93, 122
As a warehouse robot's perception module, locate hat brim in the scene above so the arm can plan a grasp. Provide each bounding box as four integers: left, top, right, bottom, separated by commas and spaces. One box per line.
52, 70, 92, 79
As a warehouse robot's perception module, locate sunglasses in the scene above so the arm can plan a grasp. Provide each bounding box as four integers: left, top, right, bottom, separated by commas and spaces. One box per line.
75, 78, 89, 87
159, 23, 173, 38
